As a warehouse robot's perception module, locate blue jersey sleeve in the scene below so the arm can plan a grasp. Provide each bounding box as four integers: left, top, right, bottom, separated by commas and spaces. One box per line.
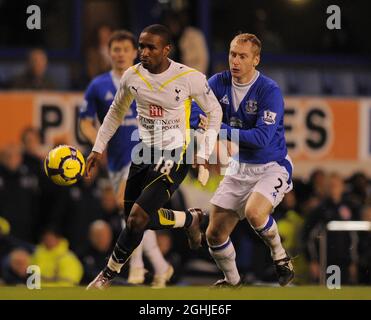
208, 74, 220, 98
80, 81, 98, 119
190, 102, 205, 129
189, 74, 220, 129
221, 86, 284, 149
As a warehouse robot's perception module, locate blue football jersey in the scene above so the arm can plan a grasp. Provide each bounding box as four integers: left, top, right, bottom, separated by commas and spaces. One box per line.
205, 70, 291, 178
80, 72, 138, 172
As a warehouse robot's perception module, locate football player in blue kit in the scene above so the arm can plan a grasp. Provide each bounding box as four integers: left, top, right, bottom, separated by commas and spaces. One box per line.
202, 33, 294, 287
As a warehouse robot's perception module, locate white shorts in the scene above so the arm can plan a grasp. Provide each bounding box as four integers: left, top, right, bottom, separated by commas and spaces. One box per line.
210, 156, 293, 220
108, 163, 131, 194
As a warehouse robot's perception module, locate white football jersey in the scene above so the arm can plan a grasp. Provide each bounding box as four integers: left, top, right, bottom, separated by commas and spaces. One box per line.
93, 59, 222, 159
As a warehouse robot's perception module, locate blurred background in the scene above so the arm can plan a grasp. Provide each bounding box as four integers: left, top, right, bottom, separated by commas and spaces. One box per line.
0, 0, 371, 287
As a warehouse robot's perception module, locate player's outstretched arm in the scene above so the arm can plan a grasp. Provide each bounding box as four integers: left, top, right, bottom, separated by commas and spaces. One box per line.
85, 151, 102, 178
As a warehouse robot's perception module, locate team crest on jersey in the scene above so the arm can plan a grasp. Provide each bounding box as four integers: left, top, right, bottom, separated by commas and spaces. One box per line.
175, 87, 181, 101
220, 95, 230, 105
105, 91, 114, 101
262, 110, 277, 125
149, 104, 163, 117
245, 100, 258, 114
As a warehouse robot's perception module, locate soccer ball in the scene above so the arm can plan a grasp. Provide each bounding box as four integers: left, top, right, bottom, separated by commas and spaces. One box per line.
44, 145, 86, 186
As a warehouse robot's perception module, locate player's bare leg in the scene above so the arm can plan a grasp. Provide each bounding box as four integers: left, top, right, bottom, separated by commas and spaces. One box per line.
245, 192, 294, 286
206, 205, 241, 287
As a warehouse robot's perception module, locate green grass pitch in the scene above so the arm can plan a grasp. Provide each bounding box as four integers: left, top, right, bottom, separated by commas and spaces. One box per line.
0, 286, 370, 300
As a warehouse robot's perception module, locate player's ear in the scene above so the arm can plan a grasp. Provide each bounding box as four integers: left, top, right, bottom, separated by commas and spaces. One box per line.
163, 44, 171, 57
253, 54, 260, 68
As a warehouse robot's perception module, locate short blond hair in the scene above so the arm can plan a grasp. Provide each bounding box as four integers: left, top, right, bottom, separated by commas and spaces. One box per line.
231, 33, 262, 56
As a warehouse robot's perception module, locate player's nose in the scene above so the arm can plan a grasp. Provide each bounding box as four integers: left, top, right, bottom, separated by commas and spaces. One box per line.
140, 47, 150, 57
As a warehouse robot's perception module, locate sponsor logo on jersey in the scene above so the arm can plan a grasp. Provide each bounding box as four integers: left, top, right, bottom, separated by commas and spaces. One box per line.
246, 100, 258, 114
220, 95, 230, 105
149, 105, 164, 117
229, 117, 243, 128
263, 110, 277, 125
105, 91, 114, 101
139, 115, 180, 131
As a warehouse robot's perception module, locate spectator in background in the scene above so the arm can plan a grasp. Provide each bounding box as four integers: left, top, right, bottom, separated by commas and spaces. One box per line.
20, 127, 53, 237
49, 173, 103, 251
347, 172, 370, 209
303, 172, 360, 284
11, 48, 56, 90
163, 10, 209, 74
253, 9, 284, 54
21, 127, 46, 177
0, 144, 40, 243
275, 191, 309, 284
0, 216, 34, 284
21, 127, 45, 160
1, 249, 31, 285
99, 183, 124, 241
301, 169, 328, 215
79, 220, 113, 284
86, 24, 113, 80
31, 228, 83, 286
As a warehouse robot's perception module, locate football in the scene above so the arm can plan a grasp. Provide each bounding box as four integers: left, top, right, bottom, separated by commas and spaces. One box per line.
44, 145, 86, 186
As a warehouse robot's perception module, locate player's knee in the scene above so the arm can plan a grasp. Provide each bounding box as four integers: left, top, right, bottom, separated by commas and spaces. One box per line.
245, 206, 261, 223
206, 227, 227, 246
127, 208, 149, 232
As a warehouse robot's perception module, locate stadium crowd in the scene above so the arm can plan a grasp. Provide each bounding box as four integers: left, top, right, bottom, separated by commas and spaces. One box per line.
0, 127, 370, 287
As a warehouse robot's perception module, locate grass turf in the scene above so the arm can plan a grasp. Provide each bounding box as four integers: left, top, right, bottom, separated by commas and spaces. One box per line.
0, 285, 370, 300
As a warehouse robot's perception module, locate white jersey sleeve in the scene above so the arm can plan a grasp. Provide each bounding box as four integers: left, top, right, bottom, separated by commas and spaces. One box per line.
92, 70, 134, 154
189, 72, 223, 160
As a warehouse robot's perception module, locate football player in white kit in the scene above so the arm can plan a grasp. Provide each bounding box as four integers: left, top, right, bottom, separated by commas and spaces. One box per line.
86, 24, 222, 289
79, 30, 179, 288
202, 33, 294, 287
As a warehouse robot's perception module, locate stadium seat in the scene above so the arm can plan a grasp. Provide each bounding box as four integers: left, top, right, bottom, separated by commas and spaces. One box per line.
0, 63, 24, 88
286, 70, 322, 95
321, 71, 356, 96
354, 71, 371, 96
48, 64, 71, 90
263, 68, 288, 94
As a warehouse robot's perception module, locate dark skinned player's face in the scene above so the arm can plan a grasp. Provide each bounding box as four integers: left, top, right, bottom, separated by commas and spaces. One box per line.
138, 32, 170, 72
